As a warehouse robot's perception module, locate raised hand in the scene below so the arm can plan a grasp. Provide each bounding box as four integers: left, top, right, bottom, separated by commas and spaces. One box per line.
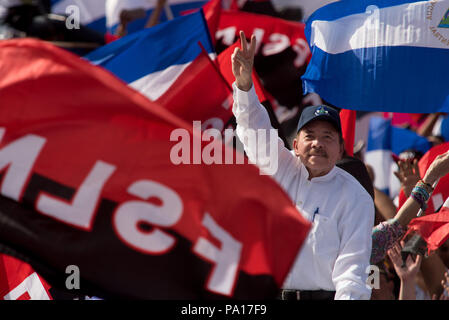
423, 151, 449, 185
387, 242, 422, 282
394, 159, 420, 197
231, 31, 257, 92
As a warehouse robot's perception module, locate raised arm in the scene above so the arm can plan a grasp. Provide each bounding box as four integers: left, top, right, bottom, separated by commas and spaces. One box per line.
396, 151, 449, 226
371, 151, 449, 264
231, 31, 298, 178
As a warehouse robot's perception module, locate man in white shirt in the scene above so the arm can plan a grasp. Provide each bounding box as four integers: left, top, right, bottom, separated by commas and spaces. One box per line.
231, 31, 374, 300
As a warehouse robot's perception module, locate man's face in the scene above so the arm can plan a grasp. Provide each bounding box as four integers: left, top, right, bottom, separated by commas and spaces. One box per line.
293, 120, 344, 178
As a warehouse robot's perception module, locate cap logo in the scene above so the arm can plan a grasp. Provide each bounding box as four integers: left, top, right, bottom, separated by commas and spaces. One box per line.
314, 106, 329, 116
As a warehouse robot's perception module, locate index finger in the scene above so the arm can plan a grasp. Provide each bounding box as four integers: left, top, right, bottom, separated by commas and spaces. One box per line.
240, 31, 248, 52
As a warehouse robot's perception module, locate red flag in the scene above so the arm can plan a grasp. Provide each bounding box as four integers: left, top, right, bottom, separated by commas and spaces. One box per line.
407, 206, 449, 253
0, 254, 52, 300
0, 38, 310, 299
217, 40, 267, 102
340, 109, 356, 156
203, 0, 222, 45
216, 10, 311, 108
157, 50, 233, 132
217, 40, 287, 144
217, 10, 310, 65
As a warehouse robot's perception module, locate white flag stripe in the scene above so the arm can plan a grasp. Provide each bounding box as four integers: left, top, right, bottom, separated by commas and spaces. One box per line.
310, 0, 449, 54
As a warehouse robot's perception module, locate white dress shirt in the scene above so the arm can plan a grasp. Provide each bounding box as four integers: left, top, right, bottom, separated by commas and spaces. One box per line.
232, 83, 374, 300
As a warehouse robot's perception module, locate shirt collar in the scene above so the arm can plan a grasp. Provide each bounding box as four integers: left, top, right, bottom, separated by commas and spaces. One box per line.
300, 161, 337, 182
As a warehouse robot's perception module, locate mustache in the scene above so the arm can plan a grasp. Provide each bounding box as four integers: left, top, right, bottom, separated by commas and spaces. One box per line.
309, 150, 327, 157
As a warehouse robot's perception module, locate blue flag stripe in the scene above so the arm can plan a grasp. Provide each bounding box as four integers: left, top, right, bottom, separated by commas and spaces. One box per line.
86, 16, 107, 35
367, 117, 431, 154
302, 45, 449, 113
365, 116, 430, 197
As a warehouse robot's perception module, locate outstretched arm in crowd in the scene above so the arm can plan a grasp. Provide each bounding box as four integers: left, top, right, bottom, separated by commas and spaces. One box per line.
396, 151, 449, 226
371, 151, 449, 264
387, 242, 422, 300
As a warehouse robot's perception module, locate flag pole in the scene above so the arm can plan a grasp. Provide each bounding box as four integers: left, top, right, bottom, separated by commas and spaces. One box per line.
164, 0, 174, 20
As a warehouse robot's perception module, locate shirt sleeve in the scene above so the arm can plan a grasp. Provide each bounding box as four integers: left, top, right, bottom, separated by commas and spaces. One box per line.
332, 192, 375, 300
232, 83, 297, 178
371, 218, 406, 265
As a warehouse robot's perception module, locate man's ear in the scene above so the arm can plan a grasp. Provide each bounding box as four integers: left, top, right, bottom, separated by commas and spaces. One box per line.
293, 136, 300, 156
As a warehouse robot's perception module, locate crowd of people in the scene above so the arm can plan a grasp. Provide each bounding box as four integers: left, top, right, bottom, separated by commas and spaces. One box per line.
1, 0, 449, 300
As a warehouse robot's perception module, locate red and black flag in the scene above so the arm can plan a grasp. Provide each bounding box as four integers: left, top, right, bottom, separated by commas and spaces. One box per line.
215, 10, 311, 109
0, 254, 52, 300
0, 39, 310, 299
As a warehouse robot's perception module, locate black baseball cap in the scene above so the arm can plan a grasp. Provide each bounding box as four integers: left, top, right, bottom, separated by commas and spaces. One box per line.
296, 105, 342, 135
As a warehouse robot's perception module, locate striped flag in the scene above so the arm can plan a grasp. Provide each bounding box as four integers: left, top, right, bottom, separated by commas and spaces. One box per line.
365, 116, 431, 198
84, 10, 214, 101
302, 0, 449, 113
0, 38, 311, 299
84, 11, 233, 131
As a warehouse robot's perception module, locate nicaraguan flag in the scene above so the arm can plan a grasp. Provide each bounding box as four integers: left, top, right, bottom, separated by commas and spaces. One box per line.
51, 0, 107, 34
84, 10, 214, 101
106, 0, 208, 35
302, 0, 449, 113
365, 116, 431, 198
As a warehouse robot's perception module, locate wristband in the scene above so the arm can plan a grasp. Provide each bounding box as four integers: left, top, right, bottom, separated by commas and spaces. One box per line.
418, 179, 434, 193
411, 184, 430, 211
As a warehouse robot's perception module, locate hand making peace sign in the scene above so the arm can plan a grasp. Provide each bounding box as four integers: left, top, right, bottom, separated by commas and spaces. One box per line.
231, 31, 257, 92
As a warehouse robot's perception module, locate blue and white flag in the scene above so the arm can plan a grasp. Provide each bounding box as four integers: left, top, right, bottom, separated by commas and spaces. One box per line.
302, 0, 449, 113
365, 116, 431, 198
105, 0, 207, 35
51, 0, 107, 34
84, 10, 214, 100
